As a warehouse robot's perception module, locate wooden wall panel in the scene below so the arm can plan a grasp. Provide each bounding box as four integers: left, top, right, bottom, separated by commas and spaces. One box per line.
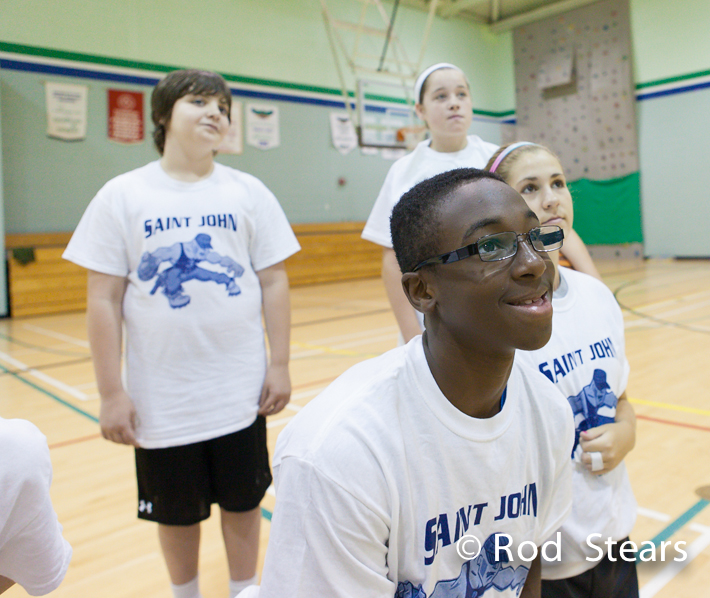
4, 223, 382, 316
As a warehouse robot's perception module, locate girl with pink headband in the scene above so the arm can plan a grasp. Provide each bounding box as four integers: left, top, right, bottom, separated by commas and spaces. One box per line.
362, 63, 498, 342
488, 142, 639, 598
487, 142, 601, 280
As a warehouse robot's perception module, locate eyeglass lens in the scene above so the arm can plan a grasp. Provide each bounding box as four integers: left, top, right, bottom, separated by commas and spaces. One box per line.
478, 227, 563, 262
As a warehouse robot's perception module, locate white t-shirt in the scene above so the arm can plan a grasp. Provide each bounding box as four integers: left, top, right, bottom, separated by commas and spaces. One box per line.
259, 337, 574, 597
516, 267, 637, 580
362, 135, 498, 249
64, 161, 300, 448
0, 418, 72, 595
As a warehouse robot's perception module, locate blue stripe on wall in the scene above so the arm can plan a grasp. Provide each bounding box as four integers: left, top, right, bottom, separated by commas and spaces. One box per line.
0, 58, 395, 114
636, 79, 710, 101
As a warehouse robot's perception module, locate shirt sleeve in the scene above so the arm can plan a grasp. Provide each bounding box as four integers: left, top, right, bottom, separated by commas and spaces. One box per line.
249, 181, 300, 272
536, 403, 574, 546
259, 457, 394, 598
0, 421, 72, 596
361, 166, 398, 249
62, 185, 129, 276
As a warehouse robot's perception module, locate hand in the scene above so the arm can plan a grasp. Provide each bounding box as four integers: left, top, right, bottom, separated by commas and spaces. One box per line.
258, 364, 291, 416
223, 258, 245, 277
231, 262, 245, 277
579, 419, 634, 475
99, 390, 139, 446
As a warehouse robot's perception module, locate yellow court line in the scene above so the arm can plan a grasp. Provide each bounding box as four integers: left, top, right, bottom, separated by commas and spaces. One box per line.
629, 397, 710, 418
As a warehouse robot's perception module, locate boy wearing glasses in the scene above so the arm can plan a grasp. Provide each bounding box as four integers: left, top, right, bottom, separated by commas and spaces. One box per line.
250, 168, 574, 598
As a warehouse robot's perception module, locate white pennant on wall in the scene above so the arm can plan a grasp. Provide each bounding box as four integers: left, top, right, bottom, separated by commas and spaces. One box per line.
45, 81, 88, 141
246, 103, 280, 150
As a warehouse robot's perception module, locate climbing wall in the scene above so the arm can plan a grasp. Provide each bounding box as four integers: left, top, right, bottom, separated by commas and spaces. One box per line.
512, 0, 637, 181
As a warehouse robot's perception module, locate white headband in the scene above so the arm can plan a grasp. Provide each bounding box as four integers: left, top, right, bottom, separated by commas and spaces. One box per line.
488, 142, 537, 173
414, 63, 465, 103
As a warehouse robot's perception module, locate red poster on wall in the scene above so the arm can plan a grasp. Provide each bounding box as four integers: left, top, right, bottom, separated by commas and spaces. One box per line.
108, 89, 144, 144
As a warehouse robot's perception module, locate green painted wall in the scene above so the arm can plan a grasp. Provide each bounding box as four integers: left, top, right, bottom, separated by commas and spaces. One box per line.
0, 62, 502, 234
0, 0, 514, 111
630, 0, 710, 85
3, 0, 710, 256
0, 0, 511, 240
629, 0, 710, 256
637, 87, 710, 257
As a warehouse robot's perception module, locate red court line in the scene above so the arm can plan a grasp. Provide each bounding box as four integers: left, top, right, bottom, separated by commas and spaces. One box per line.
48, 433, 102, 449
637, 414, 710, 433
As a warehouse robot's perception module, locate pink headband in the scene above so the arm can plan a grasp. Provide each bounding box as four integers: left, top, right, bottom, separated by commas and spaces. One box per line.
488, 142, 537, 173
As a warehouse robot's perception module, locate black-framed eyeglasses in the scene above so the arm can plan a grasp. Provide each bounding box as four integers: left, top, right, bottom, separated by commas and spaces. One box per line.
411, 225, 564, 272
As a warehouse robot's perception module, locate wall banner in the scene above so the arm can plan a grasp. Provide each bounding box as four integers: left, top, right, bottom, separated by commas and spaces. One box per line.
246, 104, 280, 150
45, 81, 88, 140
108, 89, 144, 144
329, 112, 357, 155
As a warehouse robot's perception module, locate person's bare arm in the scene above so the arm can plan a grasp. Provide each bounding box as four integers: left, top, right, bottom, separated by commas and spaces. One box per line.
520, 552, 541, 598
87, 270, 137, 446
580, 392, 636, 474
0, 576, 15, 594
561, 229, 602, 281
256, 262, 292, 416
382, 248, 422, 342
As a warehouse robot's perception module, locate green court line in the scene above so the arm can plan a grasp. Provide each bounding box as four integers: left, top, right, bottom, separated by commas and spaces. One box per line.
650, 499, 710, 546
0, 362, 99, 423
261, 507, 273, 521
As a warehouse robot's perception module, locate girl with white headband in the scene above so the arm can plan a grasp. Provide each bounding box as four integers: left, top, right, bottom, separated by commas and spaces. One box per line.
362, 63, 498, 342
488, 142, 639, 598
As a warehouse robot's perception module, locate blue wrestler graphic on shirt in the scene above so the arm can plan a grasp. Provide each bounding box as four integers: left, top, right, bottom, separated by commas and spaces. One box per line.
137, 233, 244, 309
396, 534, 529, 598
567, 369, 617, 458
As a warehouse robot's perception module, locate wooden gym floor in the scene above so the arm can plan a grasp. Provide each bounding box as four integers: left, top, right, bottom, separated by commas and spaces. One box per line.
2, 257, 710, 597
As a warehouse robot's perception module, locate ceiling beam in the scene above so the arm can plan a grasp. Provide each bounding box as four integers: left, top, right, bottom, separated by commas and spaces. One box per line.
439, 0, 486, 19
489, 0, 602, 33
490, 0, 500, 22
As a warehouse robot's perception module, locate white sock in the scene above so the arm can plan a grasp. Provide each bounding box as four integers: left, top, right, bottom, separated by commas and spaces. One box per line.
171, 575, 202, 598
229, 574, 258, 598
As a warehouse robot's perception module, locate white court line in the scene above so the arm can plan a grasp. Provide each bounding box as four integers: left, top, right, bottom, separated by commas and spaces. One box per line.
0, 351, 88, 401
640, 530, 710, 598
637, 507, 671, 522
22, 323, 91, 348
266, 416, 293, 429
689, 522, 710, 534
